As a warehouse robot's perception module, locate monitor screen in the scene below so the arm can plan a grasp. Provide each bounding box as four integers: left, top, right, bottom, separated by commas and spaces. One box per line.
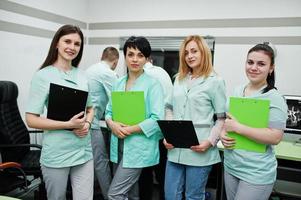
283, 95, 301, 143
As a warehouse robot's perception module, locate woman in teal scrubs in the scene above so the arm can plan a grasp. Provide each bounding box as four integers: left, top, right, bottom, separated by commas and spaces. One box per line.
164, 35, 227, 200
221, 43, 288, 200
105, 36, 164, 200
25, 25, 94, 200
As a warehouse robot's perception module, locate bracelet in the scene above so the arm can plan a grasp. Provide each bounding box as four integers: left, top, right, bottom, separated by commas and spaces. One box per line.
85, 120, 92, 129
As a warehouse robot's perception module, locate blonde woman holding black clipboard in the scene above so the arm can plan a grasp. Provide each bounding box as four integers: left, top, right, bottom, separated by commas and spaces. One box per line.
220, 43, 288, 200
163, 35, 227, 200
25, 25, 94, 200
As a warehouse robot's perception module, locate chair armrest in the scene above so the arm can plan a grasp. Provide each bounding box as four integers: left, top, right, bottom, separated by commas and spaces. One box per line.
28, 130, 43, 134
0, 143, 42, 149
0, 162, 29, 190
0, 162, 22, 169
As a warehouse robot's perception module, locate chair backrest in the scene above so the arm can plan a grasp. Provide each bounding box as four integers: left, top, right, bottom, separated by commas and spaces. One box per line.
0, 81, 30, 162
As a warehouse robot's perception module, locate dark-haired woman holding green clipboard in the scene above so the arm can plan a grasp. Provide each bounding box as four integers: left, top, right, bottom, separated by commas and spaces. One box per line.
220, 43, 288, 200
105, 36, 164, 200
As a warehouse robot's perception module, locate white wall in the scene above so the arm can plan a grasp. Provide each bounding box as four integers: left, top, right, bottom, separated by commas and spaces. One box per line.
1, 0, 301, 122
0, 32, 50, 113
0, 0, 87, 121
87, 0, 301, 22
10, 0, 88, 22
214, 44, 301, 95
86, 0, 301, 95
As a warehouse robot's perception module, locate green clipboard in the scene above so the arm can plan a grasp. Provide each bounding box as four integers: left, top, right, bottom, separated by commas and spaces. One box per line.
228, 97, 270, 153
111, 91, 145, 125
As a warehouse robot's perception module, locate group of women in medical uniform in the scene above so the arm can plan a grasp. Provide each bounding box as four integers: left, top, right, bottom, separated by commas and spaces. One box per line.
26, 24, 287, 200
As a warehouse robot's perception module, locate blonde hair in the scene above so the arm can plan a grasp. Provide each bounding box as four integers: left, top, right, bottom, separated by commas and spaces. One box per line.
178, 35, 213, 80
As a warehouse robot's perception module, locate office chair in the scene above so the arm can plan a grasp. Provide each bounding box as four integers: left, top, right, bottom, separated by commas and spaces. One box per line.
0, 80, 45, 199
0, 162, 29, 195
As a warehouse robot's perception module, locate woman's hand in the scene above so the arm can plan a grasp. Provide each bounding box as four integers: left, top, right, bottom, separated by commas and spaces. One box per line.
73, 122, 90, 137
68, 111, 86, 129
224, 113, 242, 133
122, 126, 137, 136
110, 121, 131, 139
220, 126, 235, 148
163, 139, 174, 149
191, 140, 212, 153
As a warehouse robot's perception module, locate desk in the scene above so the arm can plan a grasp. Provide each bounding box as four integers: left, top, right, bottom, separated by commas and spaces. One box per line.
0, 196, 20, 200
274, 141, 301, 161
217, 141, 301, 200
274, 141, 301, 199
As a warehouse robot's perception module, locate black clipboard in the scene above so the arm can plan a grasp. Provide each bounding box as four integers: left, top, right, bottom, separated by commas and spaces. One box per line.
47, 83, 88, 121
157, 120, 199, 148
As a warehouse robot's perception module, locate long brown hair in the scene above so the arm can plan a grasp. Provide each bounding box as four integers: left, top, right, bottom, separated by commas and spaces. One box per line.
40, 25, 84, 69
178, 35, 213, 80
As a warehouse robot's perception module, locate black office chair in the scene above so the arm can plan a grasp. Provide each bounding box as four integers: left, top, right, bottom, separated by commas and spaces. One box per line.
0, 162, 30, 195
0, 80, 46, 199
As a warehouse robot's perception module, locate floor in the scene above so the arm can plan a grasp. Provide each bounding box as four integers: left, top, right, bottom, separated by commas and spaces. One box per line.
4, 179, 161, 200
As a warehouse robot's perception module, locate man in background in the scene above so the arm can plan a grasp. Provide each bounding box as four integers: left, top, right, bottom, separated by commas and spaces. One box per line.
86, 47, 119, 200
139, 57, 173, 200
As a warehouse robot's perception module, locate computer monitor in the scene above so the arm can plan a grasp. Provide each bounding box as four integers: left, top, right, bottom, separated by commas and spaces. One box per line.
283, 95, 301, 143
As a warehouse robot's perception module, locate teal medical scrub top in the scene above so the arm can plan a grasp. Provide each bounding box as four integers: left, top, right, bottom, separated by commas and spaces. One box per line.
105, 72, 164, 168
168, 73, 227, 166
26, 66, 93, 168
224, 85, 288, 184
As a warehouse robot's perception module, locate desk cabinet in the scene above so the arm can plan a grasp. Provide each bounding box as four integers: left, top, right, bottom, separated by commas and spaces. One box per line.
273, 159, 301, 199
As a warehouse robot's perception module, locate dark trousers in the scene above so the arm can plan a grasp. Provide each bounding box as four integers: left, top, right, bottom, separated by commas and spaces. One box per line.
139, 139, 166, 200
